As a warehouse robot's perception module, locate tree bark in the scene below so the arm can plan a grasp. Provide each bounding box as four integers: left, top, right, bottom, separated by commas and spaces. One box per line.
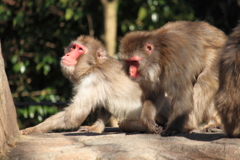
0, 41, 19, 155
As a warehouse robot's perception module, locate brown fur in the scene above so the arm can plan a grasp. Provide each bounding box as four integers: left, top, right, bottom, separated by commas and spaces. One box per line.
20, 36, 170, 135
215, 22, 240, 138
119, 21, 226, 136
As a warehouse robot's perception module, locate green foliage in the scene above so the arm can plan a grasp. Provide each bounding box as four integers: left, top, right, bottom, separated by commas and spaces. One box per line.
17, 105, 59, 128
118, 0, 195, 34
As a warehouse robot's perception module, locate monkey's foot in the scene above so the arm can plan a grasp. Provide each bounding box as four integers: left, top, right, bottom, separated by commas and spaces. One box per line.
20, 127, 35, 135
161, 129, 181, 136
203, 125, 223, 133
78, 126, 93, 132
78, 126, 103, 133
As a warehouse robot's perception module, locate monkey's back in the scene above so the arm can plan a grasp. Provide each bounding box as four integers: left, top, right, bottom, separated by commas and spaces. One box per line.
156, 21, 226, 53
152, 21, 226, 94
215, 23, 240, 137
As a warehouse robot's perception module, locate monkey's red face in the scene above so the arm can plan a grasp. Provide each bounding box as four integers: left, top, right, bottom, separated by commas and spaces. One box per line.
122, 43, 154, 80
61, 43, 86, 66
125, 56, 142, 79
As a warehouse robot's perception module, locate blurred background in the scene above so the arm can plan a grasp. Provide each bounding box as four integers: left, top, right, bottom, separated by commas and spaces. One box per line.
0, 0, 239, 129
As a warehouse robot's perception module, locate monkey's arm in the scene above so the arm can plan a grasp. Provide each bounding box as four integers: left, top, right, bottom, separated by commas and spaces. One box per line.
161, 88, 195, 136
140, 100, 163, 133
78, 107, 112, 133
20, 101, 93, 135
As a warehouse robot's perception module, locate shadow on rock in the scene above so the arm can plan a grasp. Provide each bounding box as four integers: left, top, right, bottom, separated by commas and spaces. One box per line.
63, 127, 123, 136
175, 132, 226, 141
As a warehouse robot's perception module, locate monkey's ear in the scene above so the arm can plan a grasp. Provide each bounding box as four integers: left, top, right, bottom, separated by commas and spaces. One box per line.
145, 43, 154, 54
96, 49, 104, 59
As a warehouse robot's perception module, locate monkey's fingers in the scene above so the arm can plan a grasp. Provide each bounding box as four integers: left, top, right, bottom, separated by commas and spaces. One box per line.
78, 126, 92, 132
203, 124, 224, 133
154, 124, 163, 134
78, 126, 103, 133
143, 119, 163, 134
19, 127, 35, 135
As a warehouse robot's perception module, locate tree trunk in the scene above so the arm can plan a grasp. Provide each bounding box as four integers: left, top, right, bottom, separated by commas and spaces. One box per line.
101, 0, 118, 57
100, 0, 119, 127
0, 41, 19, 155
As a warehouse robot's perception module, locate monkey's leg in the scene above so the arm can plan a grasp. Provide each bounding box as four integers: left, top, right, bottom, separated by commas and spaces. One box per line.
200, 109, 222, 132
155, 97, 170, 127
78, 107, 112, 133
141, 100, 163, 134
119, 119, 148, 133
161, 86, 195, 136
190, 67, 220, 131
20, 103, 92, 135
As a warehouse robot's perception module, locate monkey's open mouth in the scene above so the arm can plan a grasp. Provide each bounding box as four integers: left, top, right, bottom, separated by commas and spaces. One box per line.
130, 72, 141, 79
128, 62, 141, 79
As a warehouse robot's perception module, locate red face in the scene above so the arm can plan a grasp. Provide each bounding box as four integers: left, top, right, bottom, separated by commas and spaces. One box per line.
125, 56, 142, 79
121, 42, 154, 80
61, 43, 86, 66
124, 43, 154, 79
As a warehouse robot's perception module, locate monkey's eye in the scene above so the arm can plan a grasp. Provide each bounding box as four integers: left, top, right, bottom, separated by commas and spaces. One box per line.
146, 45, 153, 51
70, 44, 83, 51
71, 44, 76, 50
145, 43, 154, 53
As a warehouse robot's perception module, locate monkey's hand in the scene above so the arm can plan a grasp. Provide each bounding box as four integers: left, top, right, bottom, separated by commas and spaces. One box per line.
202, 124, 223, 133
145, 123, 164, 134
20, 127, 37, 135
144, 120, 163, 134
78, 125, 104, 133
154, 124, 163, 134
161, 126, 192, 136
161, 129, 180, 136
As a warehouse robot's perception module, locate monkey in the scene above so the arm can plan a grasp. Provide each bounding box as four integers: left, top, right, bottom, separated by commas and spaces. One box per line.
20, 36, 170, 135
118, 21, 227, 136
215, 22, 240, 138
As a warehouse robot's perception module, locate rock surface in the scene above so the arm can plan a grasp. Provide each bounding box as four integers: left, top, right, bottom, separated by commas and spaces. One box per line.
0, 43, 19, 155
3, 128, 240, 160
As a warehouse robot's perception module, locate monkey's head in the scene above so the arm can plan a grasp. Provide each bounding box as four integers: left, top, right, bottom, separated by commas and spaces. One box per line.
119, 31, 161, 83
61, 36, 107, 81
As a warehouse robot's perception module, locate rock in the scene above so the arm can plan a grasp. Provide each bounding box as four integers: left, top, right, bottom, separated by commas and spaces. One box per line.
3, 128, 240, 160
0, 42, 19, 156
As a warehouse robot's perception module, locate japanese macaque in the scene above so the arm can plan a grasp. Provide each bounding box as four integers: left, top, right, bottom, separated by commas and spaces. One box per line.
20, 36, 170, 135
215, 23, 240, 138
118, 21, 227, 136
